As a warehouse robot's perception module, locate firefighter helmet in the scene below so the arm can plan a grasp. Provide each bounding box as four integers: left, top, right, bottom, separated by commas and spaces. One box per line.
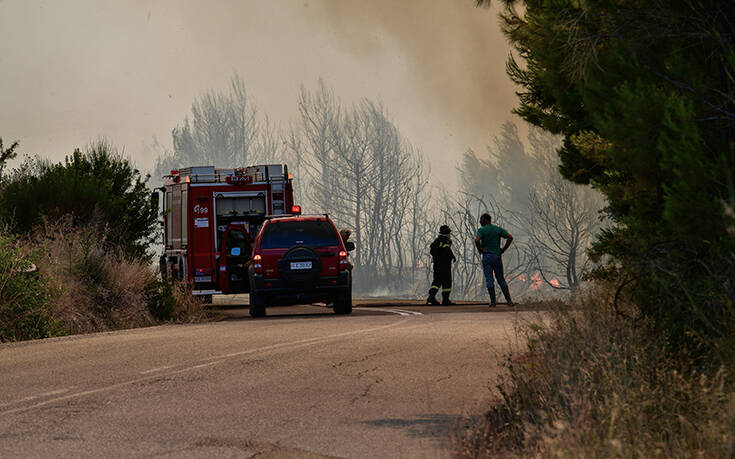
439, 225, 451, 235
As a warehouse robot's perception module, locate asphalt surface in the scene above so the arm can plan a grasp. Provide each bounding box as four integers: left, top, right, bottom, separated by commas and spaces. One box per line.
0, 296, 533, 458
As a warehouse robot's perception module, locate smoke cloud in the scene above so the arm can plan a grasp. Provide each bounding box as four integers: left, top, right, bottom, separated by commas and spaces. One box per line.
305, 1, 519, 155
0, 0, 518, 186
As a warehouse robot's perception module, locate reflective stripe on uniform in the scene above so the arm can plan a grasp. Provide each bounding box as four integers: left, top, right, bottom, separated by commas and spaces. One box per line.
430, 285, 439, 290
442, 288, 452, 293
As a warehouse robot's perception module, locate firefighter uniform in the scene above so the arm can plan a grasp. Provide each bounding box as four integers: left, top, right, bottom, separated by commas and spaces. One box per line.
427, 225, 456, 305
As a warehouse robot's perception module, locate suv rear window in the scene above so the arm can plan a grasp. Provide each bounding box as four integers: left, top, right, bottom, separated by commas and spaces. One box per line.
260, 220, 340, 249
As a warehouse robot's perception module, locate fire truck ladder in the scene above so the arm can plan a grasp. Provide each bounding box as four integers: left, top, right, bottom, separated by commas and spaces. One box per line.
267, 167, 288, 215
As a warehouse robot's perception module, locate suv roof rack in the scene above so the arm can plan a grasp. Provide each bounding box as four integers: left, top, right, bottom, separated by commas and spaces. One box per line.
265, 213, 329, 217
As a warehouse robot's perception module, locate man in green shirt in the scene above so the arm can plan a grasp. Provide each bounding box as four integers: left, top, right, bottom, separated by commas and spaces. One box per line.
474, 213, 514, 307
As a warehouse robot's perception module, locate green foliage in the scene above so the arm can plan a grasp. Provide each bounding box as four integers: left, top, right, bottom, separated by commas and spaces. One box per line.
145, 279, 178, 321
0, 137, 19, 180
0, 140, 158, 261
145, 279, 206, 323
498, 0, 735, 362
0, 234, 64, 342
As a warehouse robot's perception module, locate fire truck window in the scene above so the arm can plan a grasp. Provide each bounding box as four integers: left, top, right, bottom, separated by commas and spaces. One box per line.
260, 221, 340, 249
226, 229, 251, 258
181, 190, 188, 245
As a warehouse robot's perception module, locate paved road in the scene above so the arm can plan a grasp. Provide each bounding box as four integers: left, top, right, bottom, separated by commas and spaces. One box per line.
0, 297, 530, 458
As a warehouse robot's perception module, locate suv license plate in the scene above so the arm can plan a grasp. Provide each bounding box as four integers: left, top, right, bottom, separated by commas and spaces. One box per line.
290, 261, 313, 270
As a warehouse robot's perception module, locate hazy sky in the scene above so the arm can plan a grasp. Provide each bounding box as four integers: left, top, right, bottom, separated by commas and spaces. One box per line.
0, 0, 519, 184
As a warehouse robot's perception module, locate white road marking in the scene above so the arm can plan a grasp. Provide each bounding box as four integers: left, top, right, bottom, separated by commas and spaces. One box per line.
391, 310, 411, 316
354, 307, 423, 316
0, 388, 71, 408
140, 365, 174, 374
1, 318, 409, 416
179, 361, 224, 372
389, 308, 423, 316
37, 388, 71, 397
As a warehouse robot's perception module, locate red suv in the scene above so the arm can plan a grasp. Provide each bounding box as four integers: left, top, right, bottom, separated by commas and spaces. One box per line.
247, 215, 354, 317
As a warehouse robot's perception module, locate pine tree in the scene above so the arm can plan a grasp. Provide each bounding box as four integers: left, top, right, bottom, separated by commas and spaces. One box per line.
486, 0, 735, 361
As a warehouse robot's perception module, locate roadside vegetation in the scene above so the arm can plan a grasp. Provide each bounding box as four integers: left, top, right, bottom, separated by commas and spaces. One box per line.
0, 139, 207, 343
456, 0, 735, 456
457, 291, 735, 457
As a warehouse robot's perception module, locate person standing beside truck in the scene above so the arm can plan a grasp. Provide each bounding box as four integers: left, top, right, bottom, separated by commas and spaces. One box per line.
339, 228, 354, 272
475, 213, 514, 307
427, 225, 456, 305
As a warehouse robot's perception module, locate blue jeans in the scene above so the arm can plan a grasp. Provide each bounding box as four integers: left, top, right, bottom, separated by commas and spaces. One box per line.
482, 253, 509, 298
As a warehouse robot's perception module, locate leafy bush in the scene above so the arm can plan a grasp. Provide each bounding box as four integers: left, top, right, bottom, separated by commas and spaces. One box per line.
146, 279, 206, 323
0, 233, 64, 342
456, 292, 735, 457
0, 139, 158, 261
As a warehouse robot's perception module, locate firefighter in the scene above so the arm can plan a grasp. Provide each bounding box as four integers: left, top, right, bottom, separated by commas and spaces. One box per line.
339, 228, 352, 245
340, 228, 354, 272
427, 225, 456, 305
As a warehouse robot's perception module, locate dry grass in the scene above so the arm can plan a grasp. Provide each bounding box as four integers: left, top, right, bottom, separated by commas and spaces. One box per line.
22, 217, 156, 333
11, 217, 208, 337
456, 287, 735, 458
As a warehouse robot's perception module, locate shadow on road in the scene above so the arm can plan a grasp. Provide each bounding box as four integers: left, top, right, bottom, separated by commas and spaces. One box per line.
363, 414, 480, 440
211, 304, 384, 322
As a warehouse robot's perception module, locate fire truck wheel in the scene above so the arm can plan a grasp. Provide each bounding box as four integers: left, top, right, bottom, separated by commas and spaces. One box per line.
333, 286, 352, 315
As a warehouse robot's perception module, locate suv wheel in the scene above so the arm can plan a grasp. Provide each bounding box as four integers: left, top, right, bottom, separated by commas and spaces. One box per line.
333, 282, 352, 315
249, 292, 266, 317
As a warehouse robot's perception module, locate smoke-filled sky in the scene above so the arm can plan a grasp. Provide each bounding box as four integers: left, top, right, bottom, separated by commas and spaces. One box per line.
0, 0, 519, 185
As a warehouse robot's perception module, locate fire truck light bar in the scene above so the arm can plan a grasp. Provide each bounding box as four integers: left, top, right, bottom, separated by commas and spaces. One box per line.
225, 175, 253, 185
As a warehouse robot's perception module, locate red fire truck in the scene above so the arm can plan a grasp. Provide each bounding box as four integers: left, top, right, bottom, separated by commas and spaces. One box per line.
158, 165, 296, 301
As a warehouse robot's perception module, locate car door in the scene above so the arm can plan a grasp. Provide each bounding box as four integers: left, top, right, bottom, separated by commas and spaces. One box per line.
217, 224, 252, 294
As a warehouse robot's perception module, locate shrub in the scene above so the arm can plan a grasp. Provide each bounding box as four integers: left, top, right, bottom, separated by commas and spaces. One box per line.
0, 139, 158, 261
456, 291, 735, 457
24, 217, 157, 334
22, 217, 208, 335
146, 279, 206, 323
0, 233, 64, 342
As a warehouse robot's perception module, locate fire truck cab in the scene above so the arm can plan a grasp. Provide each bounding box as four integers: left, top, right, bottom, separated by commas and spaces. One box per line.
158, 165, 295, 300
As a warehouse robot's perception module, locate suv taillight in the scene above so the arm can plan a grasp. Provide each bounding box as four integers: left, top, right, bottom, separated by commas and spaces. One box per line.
339, 250, 348, 270
253, 254, 263, 274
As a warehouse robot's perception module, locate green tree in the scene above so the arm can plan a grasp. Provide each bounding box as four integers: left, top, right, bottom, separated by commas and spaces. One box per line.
479, 0, 735, 360
0, 140, 158, 260
0, 137, 19, 180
